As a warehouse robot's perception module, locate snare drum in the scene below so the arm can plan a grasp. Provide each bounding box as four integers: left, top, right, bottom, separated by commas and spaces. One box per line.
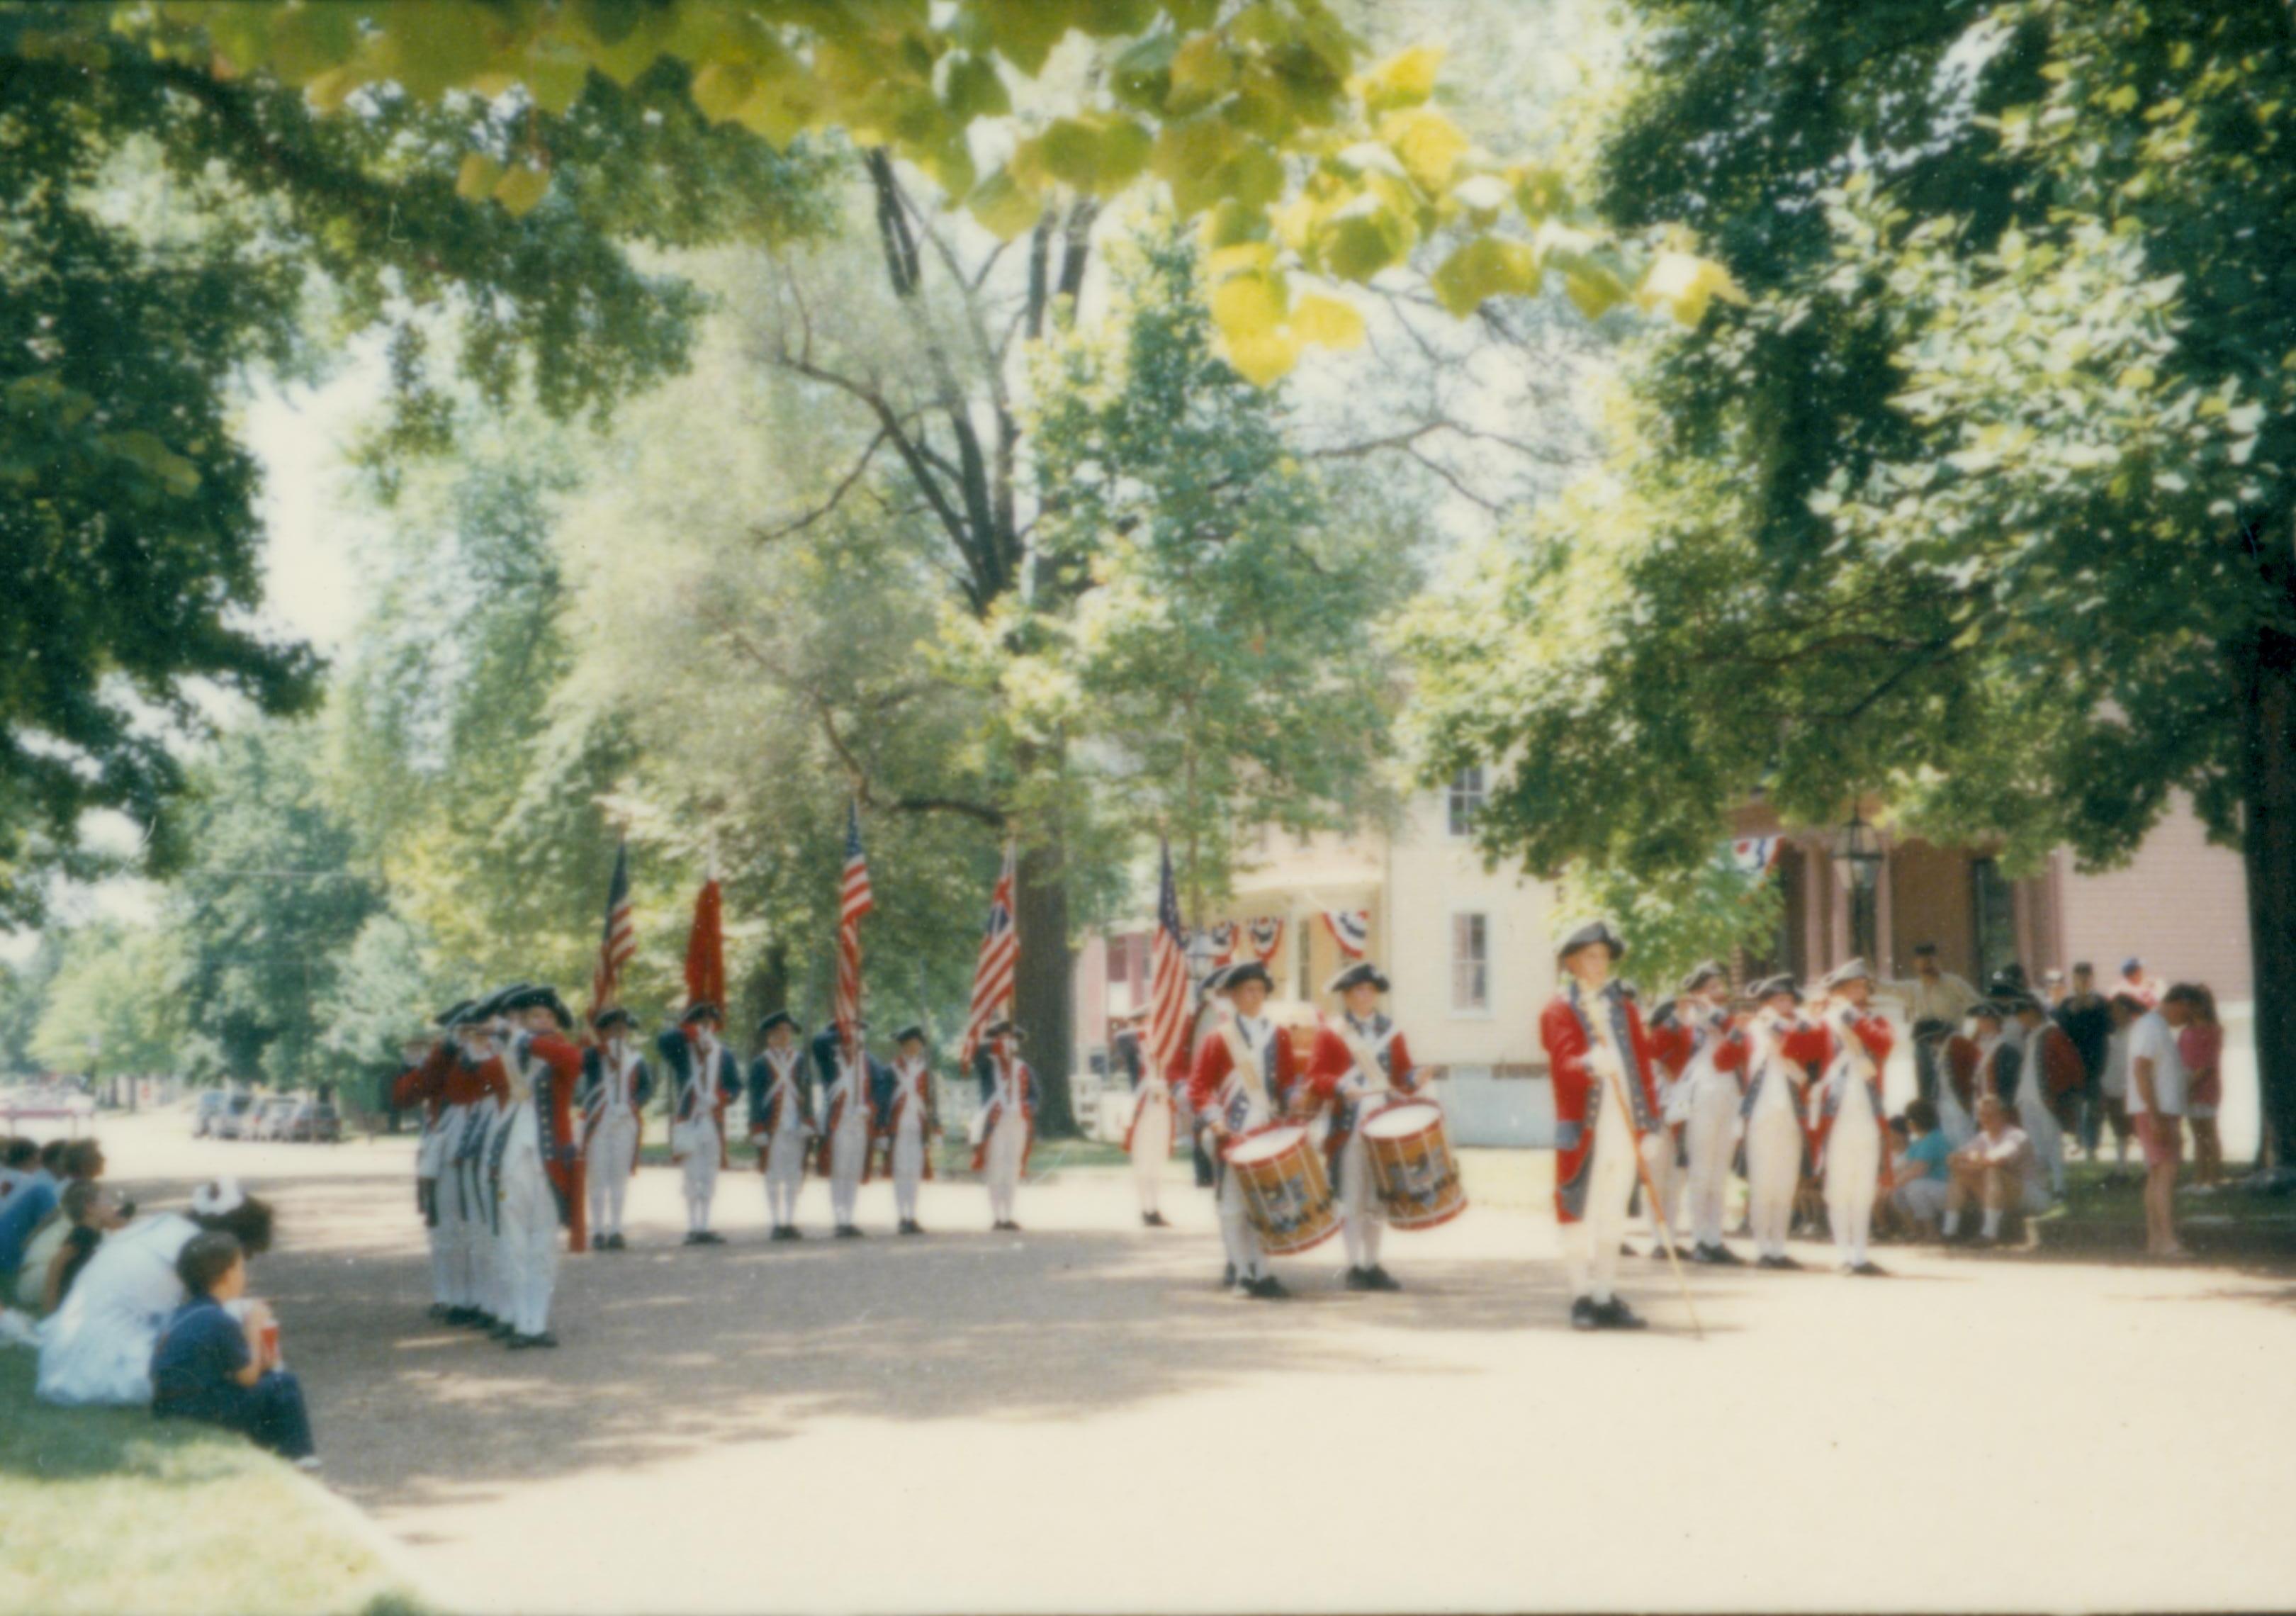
1361, 1100, 1468, 1230
1222, 1125, 1339, 1256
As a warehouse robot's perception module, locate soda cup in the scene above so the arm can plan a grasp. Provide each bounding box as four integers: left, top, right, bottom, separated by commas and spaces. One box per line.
260, 1318, 282, 1371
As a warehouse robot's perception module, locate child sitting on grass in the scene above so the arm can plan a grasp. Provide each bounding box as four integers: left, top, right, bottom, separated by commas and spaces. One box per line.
150, 1231, 317, 1469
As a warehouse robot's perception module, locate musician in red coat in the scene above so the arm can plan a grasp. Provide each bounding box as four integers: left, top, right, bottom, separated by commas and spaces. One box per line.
1305, 961, 1418, 1291
1186, 961, 1305, 1299
1808, 959, 1897, 1276
493, 986, 583, 1349
1537, 920, 1665, 1330
393, 1005, 469, 1321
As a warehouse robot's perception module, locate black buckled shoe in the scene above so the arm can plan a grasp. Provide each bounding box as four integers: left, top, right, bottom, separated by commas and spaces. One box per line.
1570, 1296, 1600, 1330
1366, 1266, 1402, 1292
1343, 1267, 1375, 1291
1596, 1298, 1648, 1330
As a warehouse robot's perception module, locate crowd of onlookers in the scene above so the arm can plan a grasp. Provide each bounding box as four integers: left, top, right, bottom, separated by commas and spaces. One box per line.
1878, 951, 2225, 1258
0, 1137, 316, 1466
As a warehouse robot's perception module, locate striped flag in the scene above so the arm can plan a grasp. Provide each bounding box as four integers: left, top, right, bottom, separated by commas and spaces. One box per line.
833, 802, 873, 1055
588, 840, 636, 1021
960, 842, 1020, 1067
1145, 843, 1191, 1082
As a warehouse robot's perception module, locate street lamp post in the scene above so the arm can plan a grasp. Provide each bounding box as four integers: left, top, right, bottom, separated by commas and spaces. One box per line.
1833, 812, 1884, 962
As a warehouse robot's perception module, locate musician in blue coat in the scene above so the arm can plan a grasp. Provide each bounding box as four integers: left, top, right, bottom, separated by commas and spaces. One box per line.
655, 1004, 742, 1245
746, 1011, 813, 1240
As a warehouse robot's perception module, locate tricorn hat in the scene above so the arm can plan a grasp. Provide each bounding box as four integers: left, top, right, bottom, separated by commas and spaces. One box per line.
755, 1010, 799, 1038
1222, 960, 1274, 994
983, 1019, 1024, 1043
1557, 919, 1626, 963
434, 997, 478, 1028
502, 984, 573, 1029
1324, 960, 1390, 996
1196, 964, 1234, 1001
1821, 957, 1873, 991
680, 1001, 724, 1027
894, 1023, 928, 1045
1678, 960, 1727, 994
591, 1006, 636, 1033
1971, 1000, 2009, 1023
1750, 973, 1801, 1003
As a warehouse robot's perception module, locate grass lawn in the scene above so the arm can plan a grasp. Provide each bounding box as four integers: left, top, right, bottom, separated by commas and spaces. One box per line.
2054, 1158, 2296, 1231
0, 1350, 429, 1616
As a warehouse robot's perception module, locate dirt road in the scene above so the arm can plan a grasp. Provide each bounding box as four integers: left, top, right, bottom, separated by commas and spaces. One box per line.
78, 1111, 2296, 1612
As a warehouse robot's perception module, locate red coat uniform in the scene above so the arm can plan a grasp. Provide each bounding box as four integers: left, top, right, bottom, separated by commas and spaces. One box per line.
390, 1040, 454, 1122
1537, 987, 1663, 1225
1809, 1011, 1896, 1175
1187, 1020, 1303, 1135
1304, 1021, 1417, 1165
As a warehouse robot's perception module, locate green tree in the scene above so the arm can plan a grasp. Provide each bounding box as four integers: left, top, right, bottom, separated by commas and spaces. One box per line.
1404, 1, 2296, 1157
0, 6, 831, 919
28, 922, 188, 1079
169, 724, 386, 1088
1555, 858, 1782, 1003
0, 935, 64, 1076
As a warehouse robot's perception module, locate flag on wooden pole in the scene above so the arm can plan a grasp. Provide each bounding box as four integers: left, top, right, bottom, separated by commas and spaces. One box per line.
1146, 842, 1191, 1081
833, 802, 873, 1057
960, 841, 1020, 1067
587, 839, 636, 1024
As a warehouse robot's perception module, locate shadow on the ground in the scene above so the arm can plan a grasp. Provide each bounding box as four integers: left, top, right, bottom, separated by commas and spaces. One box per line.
105, 1162, 1637, 1514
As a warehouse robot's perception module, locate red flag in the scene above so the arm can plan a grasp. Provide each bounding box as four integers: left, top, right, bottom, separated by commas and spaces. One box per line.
685, 878, 725, 1012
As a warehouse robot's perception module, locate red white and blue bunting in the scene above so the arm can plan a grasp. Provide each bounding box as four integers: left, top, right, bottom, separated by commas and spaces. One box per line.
1208, 920, 1239, 967
1322, 908, 1371, 959
1247, 915, 1285, 963
1722, 836, 1784, 880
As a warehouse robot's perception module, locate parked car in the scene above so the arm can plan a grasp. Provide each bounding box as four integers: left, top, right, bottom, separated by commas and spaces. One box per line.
214, 1092, 258, 1140
286, 1098, 342, 1144
192, 1090, 230, 1138
256, 1096, 302, 1141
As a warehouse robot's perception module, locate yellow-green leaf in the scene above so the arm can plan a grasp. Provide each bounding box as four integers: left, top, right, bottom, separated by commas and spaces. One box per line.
1166, 33, 1235, 113
1378, 107, 1469, 194
967, 166, 1045, 240
1292, 291, 1365, 348
945, 52, 1010, 121
1154, 114, 1241, 215
493, 163, 552, 218
1220, 326, 1302, 386
1358, 44, 1442, 113
1430, 236, 1538, 315
1208, 270, 1287, 337
455, 151, 503, 202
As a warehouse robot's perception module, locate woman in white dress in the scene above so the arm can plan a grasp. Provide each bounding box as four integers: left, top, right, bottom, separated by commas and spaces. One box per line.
37, 1179, 274, 1407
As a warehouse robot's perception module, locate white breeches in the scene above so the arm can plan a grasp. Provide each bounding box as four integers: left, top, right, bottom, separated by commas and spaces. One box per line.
1825, 1128, 1880, 1267
1684, 1076, 1741, 1248
1745, 1104, 1803, 1259
762, 1130, 806, 1226
985, 1112, 1025, 1224
830, 1118, 868, 1226
892, 1118, 925, 1221
1641, 1127, 1684, 1246
1339, 1133, 1383, 1270
1560, 1113, 1638, 1303
587, 1113, 637, 1237
680, 1124, 721, 1230
1130, 1092, 1171, 1217
495, 1153, 559, 1336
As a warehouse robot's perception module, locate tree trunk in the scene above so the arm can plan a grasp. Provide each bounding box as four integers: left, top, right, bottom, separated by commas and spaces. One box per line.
2236, 540, 2296, 1175
1015, 836, 1076, 1138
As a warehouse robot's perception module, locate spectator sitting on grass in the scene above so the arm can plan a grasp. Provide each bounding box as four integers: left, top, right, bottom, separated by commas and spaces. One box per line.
0, 1136, 36, 1199
0, 1139, 72, 1286
18, 1180, 130, 1317
150, 1231, 317, 1469
1943, 1096, 2042, 1247
1891, 1100, 1954, 1236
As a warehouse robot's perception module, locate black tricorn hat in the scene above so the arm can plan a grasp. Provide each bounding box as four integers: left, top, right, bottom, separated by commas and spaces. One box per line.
502, 984, 573, 1029
894, 1023, 928, 1045
473, 983, 530, 1021
755, 1010, 799, 1038
983, 1019, 1024, 1043
1678, 960, 1727, 994
1222, 960, 1275, 993
1750, 973, 1801, 1003
1324, 961, 1390, 996
680, 1001, 724, 1027
591, 1006, 636, 1033
1196, 964, 1234, 1001
1557, 919, 1626, 963
1971, 1000, 2009, 1022
434, 997, 478, 1028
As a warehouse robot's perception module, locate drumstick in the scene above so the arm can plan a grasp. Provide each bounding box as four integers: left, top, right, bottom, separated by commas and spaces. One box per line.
1601, 1061, 1705, 1343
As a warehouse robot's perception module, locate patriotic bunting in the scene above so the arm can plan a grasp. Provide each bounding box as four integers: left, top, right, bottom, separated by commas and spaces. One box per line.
1322, 908, 1371, 958
1248, 915, 1285, 963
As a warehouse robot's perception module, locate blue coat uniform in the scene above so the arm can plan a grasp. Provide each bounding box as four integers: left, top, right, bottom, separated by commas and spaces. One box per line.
654, 1028, 742, 1120
745, 1051, 815, 1136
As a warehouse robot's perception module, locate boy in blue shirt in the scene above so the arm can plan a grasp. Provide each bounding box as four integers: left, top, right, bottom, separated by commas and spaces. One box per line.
1890, 1099, 1954, 1235
150, 1232, 317, 1466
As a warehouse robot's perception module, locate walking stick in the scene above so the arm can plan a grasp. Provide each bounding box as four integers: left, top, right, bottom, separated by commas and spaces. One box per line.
1601, 1060, 1705, 1342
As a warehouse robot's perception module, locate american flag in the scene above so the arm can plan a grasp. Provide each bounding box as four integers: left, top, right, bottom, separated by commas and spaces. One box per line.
960, 842, 1020, 1067
588, 840, 636, 1021
833, 802, 873, 1055
1145, 841, 1191, 1082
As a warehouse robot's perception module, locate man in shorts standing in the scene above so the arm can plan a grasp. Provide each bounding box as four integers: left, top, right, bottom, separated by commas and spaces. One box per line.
2129, 987, 2196, 1258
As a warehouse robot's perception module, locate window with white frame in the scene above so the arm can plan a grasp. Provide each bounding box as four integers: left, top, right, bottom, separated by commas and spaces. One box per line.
1451, 912, 1490, 1013
1447, 767, 1485, 837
